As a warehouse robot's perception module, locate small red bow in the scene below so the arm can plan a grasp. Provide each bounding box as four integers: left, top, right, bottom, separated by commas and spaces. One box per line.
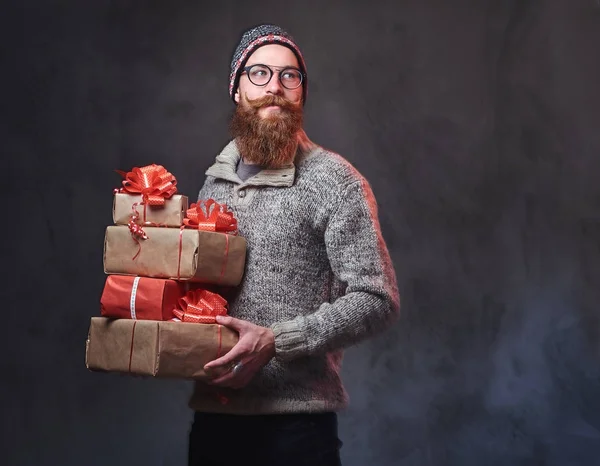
115, 164, 177, 206
172, 289, 228, 323
127, 203, 148, 260
183, 199, 237, 234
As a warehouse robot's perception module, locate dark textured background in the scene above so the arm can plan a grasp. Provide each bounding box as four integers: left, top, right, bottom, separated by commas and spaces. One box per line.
3, 1, 600, 465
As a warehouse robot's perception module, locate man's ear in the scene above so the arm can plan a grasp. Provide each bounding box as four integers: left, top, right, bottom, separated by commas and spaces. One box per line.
234, 90, 240, 104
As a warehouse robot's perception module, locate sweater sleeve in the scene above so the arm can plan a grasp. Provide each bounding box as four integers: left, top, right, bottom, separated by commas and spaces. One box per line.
270, 178, 401, 361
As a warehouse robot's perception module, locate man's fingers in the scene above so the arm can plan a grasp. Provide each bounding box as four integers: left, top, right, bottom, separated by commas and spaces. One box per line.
208, 362, 246, 386
208, 370, 236, 386
204, 344, 245, 370
216, 315, 245, 331
209, 369, 252, 389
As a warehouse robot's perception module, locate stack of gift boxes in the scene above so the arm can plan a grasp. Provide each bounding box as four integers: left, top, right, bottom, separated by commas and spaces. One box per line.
85, 164, 246, 381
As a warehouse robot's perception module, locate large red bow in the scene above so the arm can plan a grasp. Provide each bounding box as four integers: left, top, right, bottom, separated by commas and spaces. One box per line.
172, 289, 228, 323
115, 164, 177, 206
184, 199, 237, 233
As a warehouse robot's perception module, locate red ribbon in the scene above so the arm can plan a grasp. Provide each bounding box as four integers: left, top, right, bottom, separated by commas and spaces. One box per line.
128, 203, 148, 260
128, 321, 138, 373
181, 199, 236, 284
173, 289, 227, 393
115, 164, 177, 206
125, 201, 170, 262
172, 289, 228, 323
183, 199, 237, 234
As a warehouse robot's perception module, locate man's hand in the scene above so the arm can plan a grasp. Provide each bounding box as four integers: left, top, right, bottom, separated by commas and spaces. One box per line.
204, 315, 276, 389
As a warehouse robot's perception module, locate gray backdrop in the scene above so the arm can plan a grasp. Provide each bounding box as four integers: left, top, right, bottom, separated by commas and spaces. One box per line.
3, 1, 600, 465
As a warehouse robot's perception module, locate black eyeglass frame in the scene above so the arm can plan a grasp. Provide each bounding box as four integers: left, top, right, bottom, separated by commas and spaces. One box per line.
241, 64, 305, 90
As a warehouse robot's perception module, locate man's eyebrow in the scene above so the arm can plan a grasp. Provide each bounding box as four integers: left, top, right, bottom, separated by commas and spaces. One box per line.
245, 63, 299, 68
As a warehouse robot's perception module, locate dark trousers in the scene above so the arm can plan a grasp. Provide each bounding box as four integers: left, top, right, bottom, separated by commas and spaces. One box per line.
188, 411, 343, 466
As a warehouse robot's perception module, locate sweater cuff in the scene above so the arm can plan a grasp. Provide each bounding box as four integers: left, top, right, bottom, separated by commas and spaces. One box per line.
271, 319, 307, 361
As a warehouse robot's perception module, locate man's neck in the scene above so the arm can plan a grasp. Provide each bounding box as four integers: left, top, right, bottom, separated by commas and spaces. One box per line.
240, 157, 264, 166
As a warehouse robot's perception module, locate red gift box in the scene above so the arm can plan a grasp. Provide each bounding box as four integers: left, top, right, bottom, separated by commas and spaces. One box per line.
100, 275, 185, 321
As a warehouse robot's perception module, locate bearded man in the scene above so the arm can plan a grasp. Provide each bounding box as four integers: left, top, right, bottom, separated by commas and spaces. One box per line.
187, 24, 400, 466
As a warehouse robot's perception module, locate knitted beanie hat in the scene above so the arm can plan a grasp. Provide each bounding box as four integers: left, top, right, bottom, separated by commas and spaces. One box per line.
229, 24, 308, 104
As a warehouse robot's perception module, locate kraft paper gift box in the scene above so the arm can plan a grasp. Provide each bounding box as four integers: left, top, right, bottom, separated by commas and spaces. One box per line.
113, 192, 188, 227
85, 317, 238, 380
112, 163, 187, 227
103, 225, 247, 286
100, 275, 186, 321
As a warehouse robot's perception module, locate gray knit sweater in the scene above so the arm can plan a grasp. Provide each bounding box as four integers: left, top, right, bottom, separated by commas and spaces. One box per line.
188, 139, 400, 414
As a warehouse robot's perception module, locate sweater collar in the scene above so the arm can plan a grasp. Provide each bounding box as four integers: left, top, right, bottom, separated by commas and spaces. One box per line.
205, 139, 297, 187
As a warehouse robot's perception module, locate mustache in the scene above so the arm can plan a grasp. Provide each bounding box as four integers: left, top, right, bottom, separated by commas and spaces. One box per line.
244, 94, 297, 111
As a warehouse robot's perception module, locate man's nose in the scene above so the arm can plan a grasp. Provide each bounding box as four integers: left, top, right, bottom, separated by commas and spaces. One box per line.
265, 74, 284, 95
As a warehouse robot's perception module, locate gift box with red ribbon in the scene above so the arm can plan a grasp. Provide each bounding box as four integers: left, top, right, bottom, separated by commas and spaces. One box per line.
101, 276, 230, 323
112, 164, 189, 227
100, 275, 186, 321
113, 193, 188, 227
85, 317, 238, 380
103, 200, 247, 286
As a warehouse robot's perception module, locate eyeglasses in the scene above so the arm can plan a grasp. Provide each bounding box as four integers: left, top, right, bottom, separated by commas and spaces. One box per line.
241, 64, 304, 90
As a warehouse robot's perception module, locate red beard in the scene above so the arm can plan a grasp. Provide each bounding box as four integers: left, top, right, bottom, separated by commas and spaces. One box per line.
229, 94, 303, 168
